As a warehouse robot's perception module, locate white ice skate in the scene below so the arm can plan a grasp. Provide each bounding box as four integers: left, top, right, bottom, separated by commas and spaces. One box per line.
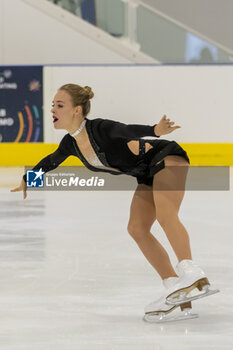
143, 277, 198, 323
165, 260, 220, 306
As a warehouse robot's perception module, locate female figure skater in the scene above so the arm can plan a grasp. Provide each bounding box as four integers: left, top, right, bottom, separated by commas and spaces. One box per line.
11, 84, 218, 322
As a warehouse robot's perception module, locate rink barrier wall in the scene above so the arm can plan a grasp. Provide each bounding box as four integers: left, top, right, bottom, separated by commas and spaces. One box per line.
0, 143, 233, 166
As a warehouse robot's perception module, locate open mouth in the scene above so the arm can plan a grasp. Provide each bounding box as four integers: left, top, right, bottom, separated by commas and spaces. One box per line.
53, 116, 59, 123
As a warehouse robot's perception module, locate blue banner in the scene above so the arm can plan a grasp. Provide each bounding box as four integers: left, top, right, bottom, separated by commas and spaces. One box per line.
0, 66, 43, 142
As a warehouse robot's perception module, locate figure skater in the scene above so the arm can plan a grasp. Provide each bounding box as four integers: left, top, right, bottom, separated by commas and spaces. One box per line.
11, 84, 219, 322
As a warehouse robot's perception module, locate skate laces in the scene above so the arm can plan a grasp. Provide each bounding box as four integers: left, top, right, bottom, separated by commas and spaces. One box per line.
163, 276, 179, 289
176, 259, 205, 276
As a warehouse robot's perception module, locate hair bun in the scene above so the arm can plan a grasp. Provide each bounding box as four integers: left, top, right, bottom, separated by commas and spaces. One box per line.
84, 86, 94, 100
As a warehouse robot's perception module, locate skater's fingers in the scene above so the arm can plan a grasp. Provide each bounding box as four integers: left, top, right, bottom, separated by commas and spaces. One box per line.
23, 189, 27, 199
11, 187, 21, 192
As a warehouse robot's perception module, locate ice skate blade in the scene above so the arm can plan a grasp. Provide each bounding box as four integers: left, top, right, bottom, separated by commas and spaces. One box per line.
166, 278, 217, 303
166, 288, 220, 305
143, 311, 199, 323
166, 277, 210, 302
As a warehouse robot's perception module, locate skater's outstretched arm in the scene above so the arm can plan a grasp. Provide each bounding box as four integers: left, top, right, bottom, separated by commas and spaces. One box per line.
11, 138, 70, 199
97, 114, 180, 141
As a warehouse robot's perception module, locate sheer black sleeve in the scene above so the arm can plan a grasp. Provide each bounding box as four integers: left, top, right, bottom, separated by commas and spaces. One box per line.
95, 118, 160, 140
23, 134, 72, 183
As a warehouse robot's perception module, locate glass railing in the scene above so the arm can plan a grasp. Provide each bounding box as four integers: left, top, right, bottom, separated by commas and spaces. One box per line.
136, 3, 231, 64
47, 0, 233, 64
47, 0, 126, 37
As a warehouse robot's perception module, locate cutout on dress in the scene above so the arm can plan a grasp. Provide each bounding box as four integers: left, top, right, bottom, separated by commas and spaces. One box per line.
127, 140, 153, 155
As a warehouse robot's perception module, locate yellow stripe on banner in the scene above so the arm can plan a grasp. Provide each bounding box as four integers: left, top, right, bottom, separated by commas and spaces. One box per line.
0, 143, 83, 166
0, 143, 233, 166
179, 143, 233, 166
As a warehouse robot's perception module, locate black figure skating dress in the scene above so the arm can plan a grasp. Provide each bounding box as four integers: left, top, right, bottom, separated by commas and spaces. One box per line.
23, 117, 190, 187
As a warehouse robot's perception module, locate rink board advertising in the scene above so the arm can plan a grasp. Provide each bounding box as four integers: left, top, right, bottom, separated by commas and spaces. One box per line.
0, 66, 43, 142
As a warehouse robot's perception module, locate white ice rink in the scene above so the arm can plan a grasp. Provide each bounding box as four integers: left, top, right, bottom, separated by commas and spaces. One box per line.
0, 167, 233, 350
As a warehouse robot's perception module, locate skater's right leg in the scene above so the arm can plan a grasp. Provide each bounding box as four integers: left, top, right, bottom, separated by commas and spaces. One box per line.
152, 155, 192, 262
127, 184, 177, 280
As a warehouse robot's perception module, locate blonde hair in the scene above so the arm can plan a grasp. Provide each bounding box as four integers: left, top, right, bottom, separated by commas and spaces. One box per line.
59, 83, 94, 117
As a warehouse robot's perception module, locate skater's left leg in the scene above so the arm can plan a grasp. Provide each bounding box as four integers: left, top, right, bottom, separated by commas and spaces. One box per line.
127, 184, 177, 279
152, 155, 192, 262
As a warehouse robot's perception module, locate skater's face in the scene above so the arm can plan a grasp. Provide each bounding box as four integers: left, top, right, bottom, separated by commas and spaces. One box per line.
51, 90, 82, 130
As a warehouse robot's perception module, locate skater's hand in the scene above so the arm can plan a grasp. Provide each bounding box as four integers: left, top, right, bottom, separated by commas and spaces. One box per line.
154, 115, 181, 136
11, 178, 27, 199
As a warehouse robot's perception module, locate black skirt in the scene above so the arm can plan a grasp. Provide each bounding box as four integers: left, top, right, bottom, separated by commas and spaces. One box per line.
132, 139, 190, 187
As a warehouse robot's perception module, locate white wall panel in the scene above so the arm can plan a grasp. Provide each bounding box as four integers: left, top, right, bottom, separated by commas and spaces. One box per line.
43, 65, 233, 143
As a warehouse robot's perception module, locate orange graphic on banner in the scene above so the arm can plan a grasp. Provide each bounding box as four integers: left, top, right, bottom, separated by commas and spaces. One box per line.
14, 112, 24, 142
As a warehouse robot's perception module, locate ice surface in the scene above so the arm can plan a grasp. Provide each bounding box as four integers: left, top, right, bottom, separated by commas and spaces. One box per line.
0, 167, 232, 349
